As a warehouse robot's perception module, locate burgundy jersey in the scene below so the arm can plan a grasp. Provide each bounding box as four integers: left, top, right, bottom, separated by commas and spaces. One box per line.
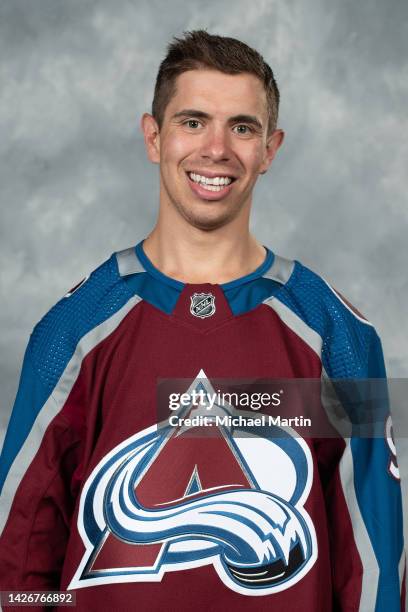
0, 241, 405, 611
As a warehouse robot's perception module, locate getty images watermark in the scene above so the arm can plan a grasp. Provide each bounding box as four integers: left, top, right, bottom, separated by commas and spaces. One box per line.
156, 375, 407, 438
167, 387, 311, 429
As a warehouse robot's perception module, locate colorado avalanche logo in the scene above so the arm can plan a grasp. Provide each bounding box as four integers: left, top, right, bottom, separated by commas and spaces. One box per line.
69, 371, 317, 595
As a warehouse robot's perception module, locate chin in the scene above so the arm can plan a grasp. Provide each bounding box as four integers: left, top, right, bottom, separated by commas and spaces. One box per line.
176, 199, 244, 231
183, 210, 236, 231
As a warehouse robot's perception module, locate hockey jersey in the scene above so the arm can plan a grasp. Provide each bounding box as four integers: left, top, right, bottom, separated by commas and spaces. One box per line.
0, 240, 405, 611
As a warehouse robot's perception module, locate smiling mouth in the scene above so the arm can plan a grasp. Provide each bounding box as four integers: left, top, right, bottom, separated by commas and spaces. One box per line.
186, 171, 237, 193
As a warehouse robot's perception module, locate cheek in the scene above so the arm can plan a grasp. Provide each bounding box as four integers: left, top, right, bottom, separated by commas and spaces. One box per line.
160, 134, 192, 165
243, 146, 265, 175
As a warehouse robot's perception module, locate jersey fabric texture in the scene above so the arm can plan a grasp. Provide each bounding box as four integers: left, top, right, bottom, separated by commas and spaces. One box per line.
0, 240, 405, 612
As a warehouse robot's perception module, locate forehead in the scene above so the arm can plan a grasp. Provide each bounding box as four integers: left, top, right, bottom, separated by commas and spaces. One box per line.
166, 69, 268, 121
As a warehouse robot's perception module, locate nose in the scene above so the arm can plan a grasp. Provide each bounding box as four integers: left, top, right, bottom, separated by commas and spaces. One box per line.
199, 124, 231, 162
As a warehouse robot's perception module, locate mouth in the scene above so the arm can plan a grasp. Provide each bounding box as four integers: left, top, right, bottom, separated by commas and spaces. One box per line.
186, 171, 237, 201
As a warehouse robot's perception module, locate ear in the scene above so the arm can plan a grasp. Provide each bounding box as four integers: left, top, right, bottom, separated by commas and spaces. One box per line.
259, 128, 285, 175
140, 113, 160, 164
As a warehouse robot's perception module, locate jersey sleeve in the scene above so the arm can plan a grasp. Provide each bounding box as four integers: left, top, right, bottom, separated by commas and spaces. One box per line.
0, 339, 81, 593
0, 254, 127, 600
277, 264, 405, 610
322, 328, 405, 611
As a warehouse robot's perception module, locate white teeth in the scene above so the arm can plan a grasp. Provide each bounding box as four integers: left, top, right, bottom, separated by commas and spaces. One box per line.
202, 184, 222, 191
189, 172, 233, 187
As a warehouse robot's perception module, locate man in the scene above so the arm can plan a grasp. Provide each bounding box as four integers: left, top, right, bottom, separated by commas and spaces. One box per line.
0, 30, 404, 611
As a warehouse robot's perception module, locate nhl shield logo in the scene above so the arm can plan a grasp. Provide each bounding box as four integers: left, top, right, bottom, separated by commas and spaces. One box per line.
190, 293, 216, 318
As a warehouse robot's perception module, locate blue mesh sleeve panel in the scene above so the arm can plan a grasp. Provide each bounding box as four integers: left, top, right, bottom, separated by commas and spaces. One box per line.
29, 254, 136, 393
276, 262, 373, 377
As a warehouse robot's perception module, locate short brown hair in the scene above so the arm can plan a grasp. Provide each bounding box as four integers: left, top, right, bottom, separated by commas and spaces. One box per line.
152, 30, 280, 135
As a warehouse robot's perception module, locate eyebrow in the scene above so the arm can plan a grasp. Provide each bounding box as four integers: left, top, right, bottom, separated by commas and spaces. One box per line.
172, 109, 263, 131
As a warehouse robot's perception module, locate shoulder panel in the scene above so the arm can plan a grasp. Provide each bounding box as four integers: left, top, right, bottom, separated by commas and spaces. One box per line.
272, 261, 377, 378
263, 254, 295, 285
29, 253, 137, 393
116, 247, 144, 277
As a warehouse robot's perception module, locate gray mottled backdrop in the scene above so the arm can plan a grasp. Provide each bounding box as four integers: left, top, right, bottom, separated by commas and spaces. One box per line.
1, 0, 407, 597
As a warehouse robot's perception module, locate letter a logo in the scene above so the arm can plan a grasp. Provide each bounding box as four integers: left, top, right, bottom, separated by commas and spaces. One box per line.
70, 370, 317, 596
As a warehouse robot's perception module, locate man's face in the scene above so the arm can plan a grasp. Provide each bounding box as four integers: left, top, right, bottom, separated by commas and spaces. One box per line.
142, 69, 284, 230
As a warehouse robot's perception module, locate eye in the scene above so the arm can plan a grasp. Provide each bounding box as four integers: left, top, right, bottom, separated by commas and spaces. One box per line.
183, 119, 202, 129
233, 124, 253, 135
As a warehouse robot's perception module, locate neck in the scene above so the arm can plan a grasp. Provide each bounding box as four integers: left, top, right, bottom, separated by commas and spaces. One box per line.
143, 224, 266, 286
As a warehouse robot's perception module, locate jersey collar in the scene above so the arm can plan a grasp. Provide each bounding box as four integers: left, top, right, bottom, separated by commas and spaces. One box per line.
134, 239, 274, 290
